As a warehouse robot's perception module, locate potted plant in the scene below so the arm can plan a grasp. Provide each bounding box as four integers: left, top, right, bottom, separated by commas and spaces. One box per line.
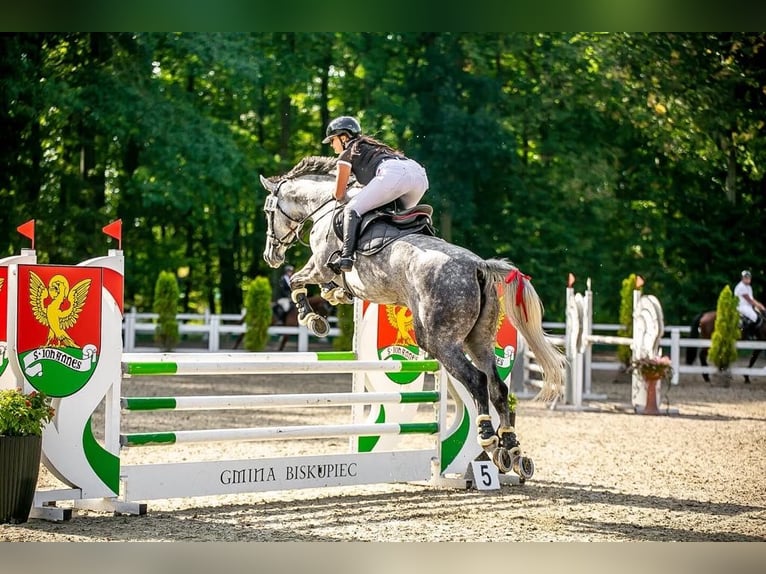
628, 354, 673, 415
0, 388, 55, 523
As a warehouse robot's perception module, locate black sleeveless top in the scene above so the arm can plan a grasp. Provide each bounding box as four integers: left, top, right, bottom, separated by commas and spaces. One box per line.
338, 138, 406, 185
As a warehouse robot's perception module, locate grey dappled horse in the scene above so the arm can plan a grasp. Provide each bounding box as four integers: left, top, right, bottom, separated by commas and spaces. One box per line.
260, 156, 566, 473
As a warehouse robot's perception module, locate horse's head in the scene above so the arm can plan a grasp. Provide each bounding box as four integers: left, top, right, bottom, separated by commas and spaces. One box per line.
260, 156, 338, 268
260, 176, 302, 267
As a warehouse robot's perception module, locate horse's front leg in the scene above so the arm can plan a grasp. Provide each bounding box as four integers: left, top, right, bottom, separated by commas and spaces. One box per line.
290, 258, 333, 337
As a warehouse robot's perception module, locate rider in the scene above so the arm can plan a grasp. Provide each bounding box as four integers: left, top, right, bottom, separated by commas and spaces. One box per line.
322, 115, 429, 272
274, 265, 294, 324
734, 270, 766, 339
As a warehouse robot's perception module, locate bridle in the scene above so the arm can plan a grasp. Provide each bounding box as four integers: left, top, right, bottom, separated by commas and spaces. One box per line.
263, 179, 335, 249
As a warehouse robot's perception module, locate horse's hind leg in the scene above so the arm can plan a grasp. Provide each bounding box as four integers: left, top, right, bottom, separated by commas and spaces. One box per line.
432, 345, 495, 443
465, 333, 528, 475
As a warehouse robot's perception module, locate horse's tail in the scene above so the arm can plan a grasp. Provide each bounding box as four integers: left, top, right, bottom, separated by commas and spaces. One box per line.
485, 259, 566, 403
686, 312, 703, 365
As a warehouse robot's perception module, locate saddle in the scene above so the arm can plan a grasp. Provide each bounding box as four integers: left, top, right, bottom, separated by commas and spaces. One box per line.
331, 202, 436, 257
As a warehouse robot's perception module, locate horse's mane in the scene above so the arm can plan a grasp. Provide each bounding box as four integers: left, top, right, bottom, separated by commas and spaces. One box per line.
270, 156, 338, 182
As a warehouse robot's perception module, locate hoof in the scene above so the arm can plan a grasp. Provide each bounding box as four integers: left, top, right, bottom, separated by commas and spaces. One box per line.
491, 447, 513, 473
308, 314, 330, 337
513, 455, 535, 480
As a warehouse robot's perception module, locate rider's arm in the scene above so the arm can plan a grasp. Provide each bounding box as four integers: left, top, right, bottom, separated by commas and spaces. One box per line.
744, 293, 766, 311
334, 161, 352, 201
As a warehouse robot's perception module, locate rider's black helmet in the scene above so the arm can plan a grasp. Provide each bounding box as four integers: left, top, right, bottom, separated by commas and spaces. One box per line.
322, 116, 362, 144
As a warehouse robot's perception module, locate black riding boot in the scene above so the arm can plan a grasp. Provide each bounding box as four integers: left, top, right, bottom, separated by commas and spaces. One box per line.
339, 210, 362, 272
752, 315, 764, 339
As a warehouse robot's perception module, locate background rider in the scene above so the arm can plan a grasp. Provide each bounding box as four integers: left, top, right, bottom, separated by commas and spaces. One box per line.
734, 270, 766, 338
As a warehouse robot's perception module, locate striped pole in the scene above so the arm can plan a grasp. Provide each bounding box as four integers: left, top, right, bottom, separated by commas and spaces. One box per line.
124, 351, 356, 363
121, 422, 440, 447
121, 391, 440, 411
123, 357, 440, 376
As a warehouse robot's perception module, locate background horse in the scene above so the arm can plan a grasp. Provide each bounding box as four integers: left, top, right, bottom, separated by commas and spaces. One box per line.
271, 294, 332, 351
686, 310, 766, 383
259, 156, 566, 474
233, 294, 332, 351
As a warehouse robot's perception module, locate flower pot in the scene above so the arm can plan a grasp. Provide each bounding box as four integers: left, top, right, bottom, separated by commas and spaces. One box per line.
642, 376, 661, 415
0, 435, 43, 524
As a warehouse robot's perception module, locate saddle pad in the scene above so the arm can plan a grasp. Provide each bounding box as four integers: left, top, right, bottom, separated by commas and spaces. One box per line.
356, 219, 434, 256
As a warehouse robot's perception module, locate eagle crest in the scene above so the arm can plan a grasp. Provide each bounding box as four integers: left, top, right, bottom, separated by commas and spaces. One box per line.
385, 305, 416, 346
497, 292, 507, 332
29, 272, 91, 348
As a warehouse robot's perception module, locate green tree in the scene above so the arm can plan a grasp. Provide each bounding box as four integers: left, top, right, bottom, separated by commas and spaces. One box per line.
332, 303, 355, 352
2, 32, 765, 331
708, 285, 740, 370
153, 271, 179, 351
617, 274, 639, 367
243, 277, 272, 351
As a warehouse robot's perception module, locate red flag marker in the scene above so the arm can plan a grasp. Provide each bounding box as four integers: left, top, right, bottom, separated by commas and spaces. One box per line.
102, 219, 122, 250
16, 219, 35, 249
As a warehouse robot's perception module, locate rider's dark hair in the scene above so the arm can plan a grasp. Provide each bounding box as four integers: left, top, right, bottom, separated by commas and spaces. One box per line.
349, 135, 404, 158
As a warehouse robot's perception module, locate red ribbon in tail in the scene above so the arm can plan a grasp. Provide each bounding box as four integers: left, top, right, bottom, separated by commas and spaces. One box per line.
504, 268, 531, 322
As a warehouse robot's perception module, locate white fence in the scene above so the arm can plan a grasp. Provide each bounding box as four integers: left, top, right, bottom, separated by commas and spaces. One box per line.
540, 321, 766, 384
123, 310, 765, 381
122, 309, 340, 353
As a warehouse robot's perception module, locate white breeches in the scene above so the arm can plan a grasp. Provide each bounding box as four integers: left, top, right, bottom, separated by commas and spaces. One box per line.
739, 304, 758, 322
346, 158, 429, 216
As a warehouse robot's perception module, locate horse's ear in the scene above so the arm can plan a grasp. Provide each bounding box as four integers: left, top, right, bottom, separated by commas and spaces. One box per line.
259, 175, 276, 193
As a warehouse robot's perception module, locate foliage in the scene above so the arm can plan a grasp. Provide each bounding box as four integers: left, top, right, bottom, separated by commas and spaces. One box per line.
243, 277, 272, 351
332, 303, 355, 351
628, 355, 673, 382
709, 285, 740, 370
616, 274, 639, 367
507, 390, 518, 414
0, 389, 55, 437
2, 33, 765, 327
153, 271, 180, 351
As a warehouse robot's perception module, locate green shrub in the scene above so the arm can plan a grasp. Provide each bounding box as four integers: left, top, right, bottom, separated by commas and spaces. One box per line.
243, 276, 272, 351
709, 285, 739, 370
153, 271, 179, 351
332, 303, 355, 351
616, 274, 639, 367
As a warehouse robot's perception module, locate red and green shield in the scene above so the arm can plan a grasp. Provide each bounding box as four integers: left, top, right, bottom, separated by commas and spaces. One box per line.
374, 302, 422, 384
15, 265, 102, 397
494, 310, 518, 383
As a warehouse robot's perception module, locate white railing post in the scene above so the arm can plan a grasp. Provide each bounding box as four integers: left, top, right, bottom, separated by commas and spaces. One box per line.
123, 307, 136, 352
670, 329, 680, 385
209, 315, 220, 352
298, 325, 309, 352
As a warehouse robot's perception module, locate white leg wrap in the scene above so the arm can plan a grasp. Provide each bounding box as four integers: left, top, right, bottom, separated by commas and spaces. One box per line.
497, 426, 515, 436
476, 414, 492, 424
